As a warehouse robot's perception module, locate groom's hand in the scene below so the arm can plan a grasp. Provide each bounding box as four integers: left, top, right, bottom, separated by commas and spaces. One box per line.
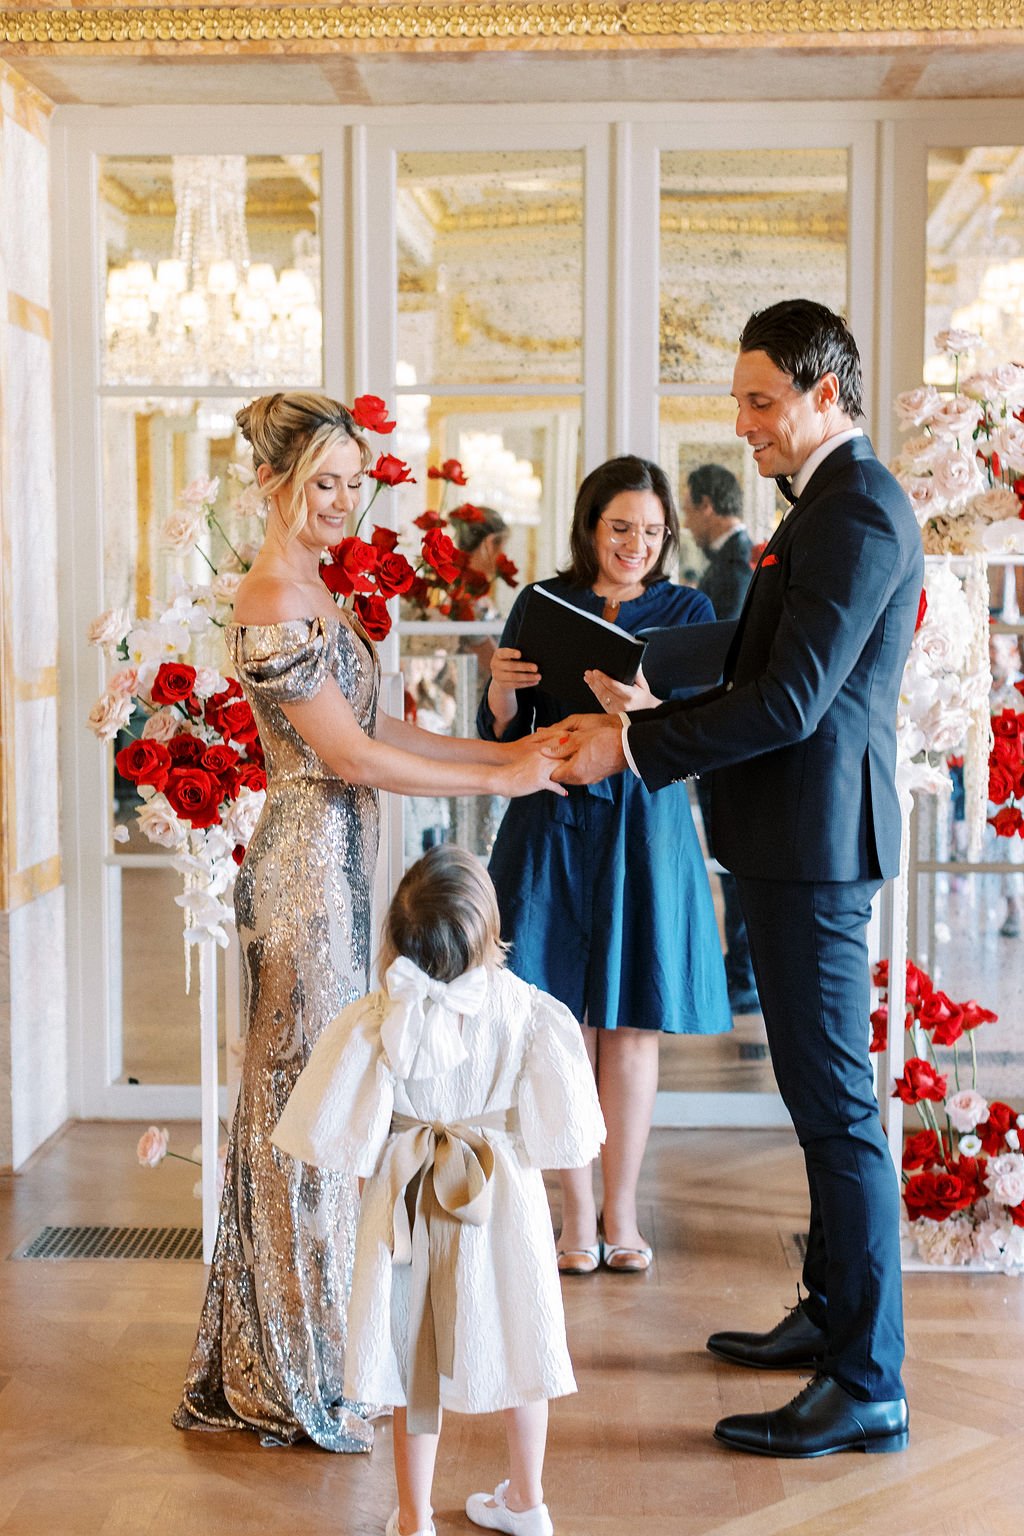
539, 712, 627, 785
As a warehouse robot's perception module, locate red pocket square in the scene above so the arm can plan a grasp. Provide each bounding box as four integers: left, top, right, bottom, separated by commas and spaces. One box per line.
760, 553, 779, 568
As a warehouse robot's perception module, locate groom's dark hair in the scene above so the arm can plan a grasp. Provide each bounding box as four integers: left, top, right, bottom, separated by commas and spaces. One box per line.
739, 299, 863, 420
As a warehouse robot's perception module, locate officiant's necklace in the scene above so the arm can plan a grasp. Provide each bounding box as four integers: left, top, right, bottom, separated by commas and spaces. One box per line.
595, 581, 644, 623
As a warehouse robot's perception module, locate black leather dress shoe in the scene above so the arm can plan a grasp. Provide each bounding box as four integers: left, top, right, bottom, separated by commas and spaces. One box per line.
714, 1374, 909, 1458
706, 1300, 828, 1370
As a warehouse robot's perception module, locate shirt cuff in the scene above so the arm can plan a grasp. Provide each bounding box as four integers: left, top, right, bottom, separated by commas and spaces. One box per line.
619, 712, 641, 778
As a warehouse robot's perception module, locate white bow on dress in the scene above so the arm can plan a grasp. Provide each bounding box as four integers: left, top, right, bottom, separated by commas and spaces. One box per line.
380, 956, 488, 1080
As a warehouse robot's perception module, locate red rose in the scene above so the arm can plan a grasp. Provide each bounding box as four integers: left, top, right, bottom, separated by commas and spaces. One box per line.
1008, 1201, 1024, 1229
421, 527, 462, 584
350, 394, 395, 434
902, 1130, 941, 1171
459, 566, 490, 599
166, 732, 207, 767
991, 734, 1021, 767
892, 1057, 947, 1105
960, 999, 998, 1031
978, 1101, 1017, 1155
989, 763, 1016, 805
946, 1154, 987, 1205
150, 661, 197, 706
931, 1006, 966, 1048
218, 699, 259, 747
235, 761, 267, 794
163, 766, 223, 830
231, 844, 247, 866
368, 453, 415, 487
917, 989, 957, 1031
201, 743, 241, 794
993, 708, 1022, 740
450, 596, 478, 621
989, 806, 1024, 838
872, 958, 889, 989
448, 501, 487, 524
902, 1169, 975, 1223
375, 551, 416, 598
323, 536, 379, 597
353, 592, 391, 641
906, 960, 934, 1010
495, 552, 519, 588
371, 524, 399, 552
115, 739, 171, 792
204, 677, 244, 735
413, 510, 445, 531
914, 587, 928, 632
407, 575, 431, 607
427, 458, 468, 485
868, 1005, 888, 1054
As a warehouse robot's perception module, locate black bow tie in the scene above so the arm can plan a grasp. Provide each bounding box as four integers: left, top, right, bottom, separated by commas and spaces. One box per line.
775, 476, 797, 506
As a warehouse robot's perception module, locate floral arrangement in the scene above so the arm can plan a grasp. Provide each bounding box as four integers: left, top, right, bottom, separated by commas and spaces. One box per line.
895, 557, 992, 858
873, 958, 1024, 1273
988, 691, 1024, 840
894, 329, 1024, 557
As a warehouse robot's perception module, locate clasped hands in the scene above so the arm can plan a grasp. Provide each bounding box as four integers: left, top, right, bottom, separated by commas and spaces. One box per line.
537, 666, 658, 786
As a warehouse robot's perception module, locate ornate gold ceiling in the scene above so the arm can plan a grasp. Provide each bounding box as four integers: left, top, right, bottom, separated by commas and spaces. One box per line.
1, 1, 1022, 51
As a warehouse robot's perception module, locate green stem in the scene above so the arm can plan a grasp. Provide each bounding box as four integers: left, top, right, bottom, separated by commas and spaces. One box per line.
207, 512, 249, 572
164, 1151, 200, 1168
194, 544, 219, 576
352, 480, 384, 538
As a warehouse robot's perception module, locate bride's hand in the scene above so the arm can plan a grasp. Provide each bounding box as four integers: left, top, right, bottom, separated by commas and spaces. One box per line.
498, 735, 568, 798
585, 664, 661, 713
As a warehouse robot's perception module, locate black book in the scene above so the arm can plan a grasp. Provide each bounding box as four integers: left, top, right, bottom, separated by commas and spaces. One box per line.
638, 618, 738, 696
508, 585, 646, 713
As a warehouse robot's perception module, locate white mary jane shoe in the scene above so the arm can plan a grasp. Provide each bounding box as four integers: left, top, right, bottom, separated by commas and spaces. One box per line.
466, 1480, 554, 1536
385, 1509, 436, 1536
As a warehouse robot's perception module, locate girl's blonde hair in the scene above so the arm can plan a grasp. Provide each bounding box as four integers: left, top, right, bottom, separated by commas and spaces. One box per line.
236, 391, 372, 541
378, 845, 508, 984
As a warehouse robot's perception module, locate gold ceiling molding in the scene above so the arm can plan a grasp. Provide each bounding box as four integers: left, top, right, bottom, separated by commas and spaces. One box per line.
1, 1, 1023, 50
661, 211, 847, 239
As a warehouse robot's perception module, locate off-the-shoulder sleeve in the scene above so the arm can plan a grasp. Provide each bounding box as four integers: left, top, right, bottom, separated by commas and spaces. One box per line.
272, 996, 395, 1176
229, 619, 331, 704
518, 988, 606, 1170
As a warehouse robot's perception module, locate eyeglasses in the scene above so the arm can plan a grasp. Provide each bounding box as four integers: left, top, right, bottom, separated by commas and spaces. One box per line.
599, 517, 670, 548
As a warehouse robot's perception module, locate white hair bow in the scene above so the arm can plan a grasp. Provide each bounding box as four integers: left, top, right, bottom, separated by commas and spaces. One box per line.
380, 956, 488, 1080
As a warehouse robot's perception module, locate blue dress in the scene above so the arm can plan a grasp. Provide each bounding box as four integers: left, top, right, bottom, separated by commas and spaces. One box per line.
478, 577, 732, 1036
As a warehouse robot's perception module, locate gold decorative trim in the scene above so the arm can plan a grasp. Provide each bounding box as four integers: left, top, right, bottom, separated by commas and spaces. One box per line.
13, 667, 58, 701
7, 292, 50, 340
661, 211, 847, 240
0, 2, 1022, 49
0, 58, 52, 136
8, 854, 62, 909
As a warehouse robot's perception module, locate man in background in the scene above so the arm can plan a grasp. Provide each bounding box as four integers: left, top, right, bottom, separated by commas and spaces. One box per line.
682, 463, 759, 1015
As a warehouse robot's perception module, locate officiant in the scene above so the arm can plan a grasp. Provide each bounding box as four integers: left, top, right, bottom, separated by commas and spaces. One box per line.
477, 455, 731, 1277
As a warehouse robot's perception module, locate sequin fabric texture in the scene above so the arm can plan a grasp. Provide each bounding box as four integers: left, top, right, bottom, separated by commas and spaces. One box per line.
173, 614, 380, 1451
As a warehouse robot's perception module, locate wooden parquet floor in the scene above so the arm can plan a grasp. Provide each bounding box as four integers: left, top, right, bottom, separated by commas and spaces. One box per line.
3, 1121, 1024, 1536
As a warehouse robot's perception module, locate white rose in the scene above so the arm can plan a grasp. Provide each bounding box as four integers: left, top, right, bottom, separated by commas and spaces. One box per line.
896, 472, 944, 522
162, 512, 206, 553
934, 327, 983, 355
135, 793, 188, 849
192, 665, 227, 700
987, 363, 1024, 405
221, 787, 266, 847
988, 1164, 1024, 1209
212, 571, 244, 606
990, 420, 1024, 475
928, 395, 981, 442
1007, 1130, 1021, 1151
136, 1126, 169, 1167
88, 606, 133, 653
915, 621, 963, 671
961, 372, 998, 402
931, 447, 985, 506
972, 487, 1022, 523
946, 1088, 989, 1132
895, 386, 942, 429
179, 474, 220, 507
87, 689, 135, 741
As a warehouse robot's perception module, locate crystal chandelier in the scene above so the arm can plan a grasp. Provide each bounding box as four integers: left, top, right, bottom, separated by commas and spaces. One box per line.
104, 155, 322, 387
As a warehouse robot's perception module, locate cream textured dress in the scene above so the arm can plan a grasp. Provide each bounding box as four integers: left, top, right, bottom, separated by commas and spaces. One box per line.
273, 964, 606, 1414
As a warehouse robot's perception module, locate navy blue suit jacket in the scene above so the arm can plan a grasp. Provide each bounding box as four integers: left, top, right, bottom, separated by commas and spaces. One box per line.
628, 437, 924, 882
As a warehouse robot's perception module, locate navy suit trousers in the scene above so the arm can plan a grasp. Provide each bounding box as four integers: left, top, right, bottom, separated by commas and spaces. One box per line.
736, 875, 906, 1401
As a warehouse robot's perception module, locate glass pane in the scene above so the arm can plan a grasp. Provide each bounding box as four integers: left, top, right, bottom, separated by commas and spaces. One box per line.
397, 151, 583, 387
117, 864, 226, 1086
925, 145, 1024, 383
659, 148, 848, 385
399, 637, 508, 870
100, 153, 322, 387
392, 392, 581, 606
659, 394, 787, 569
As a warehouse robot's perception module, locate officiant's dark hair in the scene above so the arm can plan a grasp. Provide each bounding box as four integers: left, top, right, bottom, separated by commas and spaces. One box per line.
559, 455, 679, 590
739, 300, 863, 419
378, 845, 508, 984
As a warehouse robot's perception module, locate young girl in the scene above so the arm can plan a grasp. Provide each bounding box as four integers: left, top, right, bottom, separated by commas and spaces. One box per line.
272, 846, 605, 1536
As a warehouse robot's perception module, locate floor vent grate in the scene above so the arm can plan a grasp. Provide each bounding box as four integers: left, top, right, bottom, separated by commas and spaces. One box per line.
11, 1225, 203, 1261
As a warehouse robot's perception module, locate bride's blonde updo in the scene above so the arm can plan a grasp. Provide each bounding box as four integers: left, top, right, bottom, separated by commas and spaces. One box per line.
236, 391, 372, 540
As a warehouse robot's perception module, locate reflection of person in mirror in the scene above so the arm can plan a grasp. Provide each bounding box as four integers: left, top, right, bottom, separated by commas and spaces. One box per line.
681, 463, 759, 1015
173, 391, 564, 1453
478, 455, 731, 1280
547, 302, 923, 1459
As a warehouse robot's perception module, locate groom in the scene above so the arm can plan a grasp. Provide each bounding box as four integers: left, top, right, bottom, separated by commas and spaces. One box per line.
551, 299, 922, 1457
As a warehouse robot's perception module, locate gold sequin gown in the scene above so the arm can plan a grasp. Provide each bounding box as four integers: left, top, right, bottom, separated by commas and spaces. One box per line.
173, 615, 379, 1451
